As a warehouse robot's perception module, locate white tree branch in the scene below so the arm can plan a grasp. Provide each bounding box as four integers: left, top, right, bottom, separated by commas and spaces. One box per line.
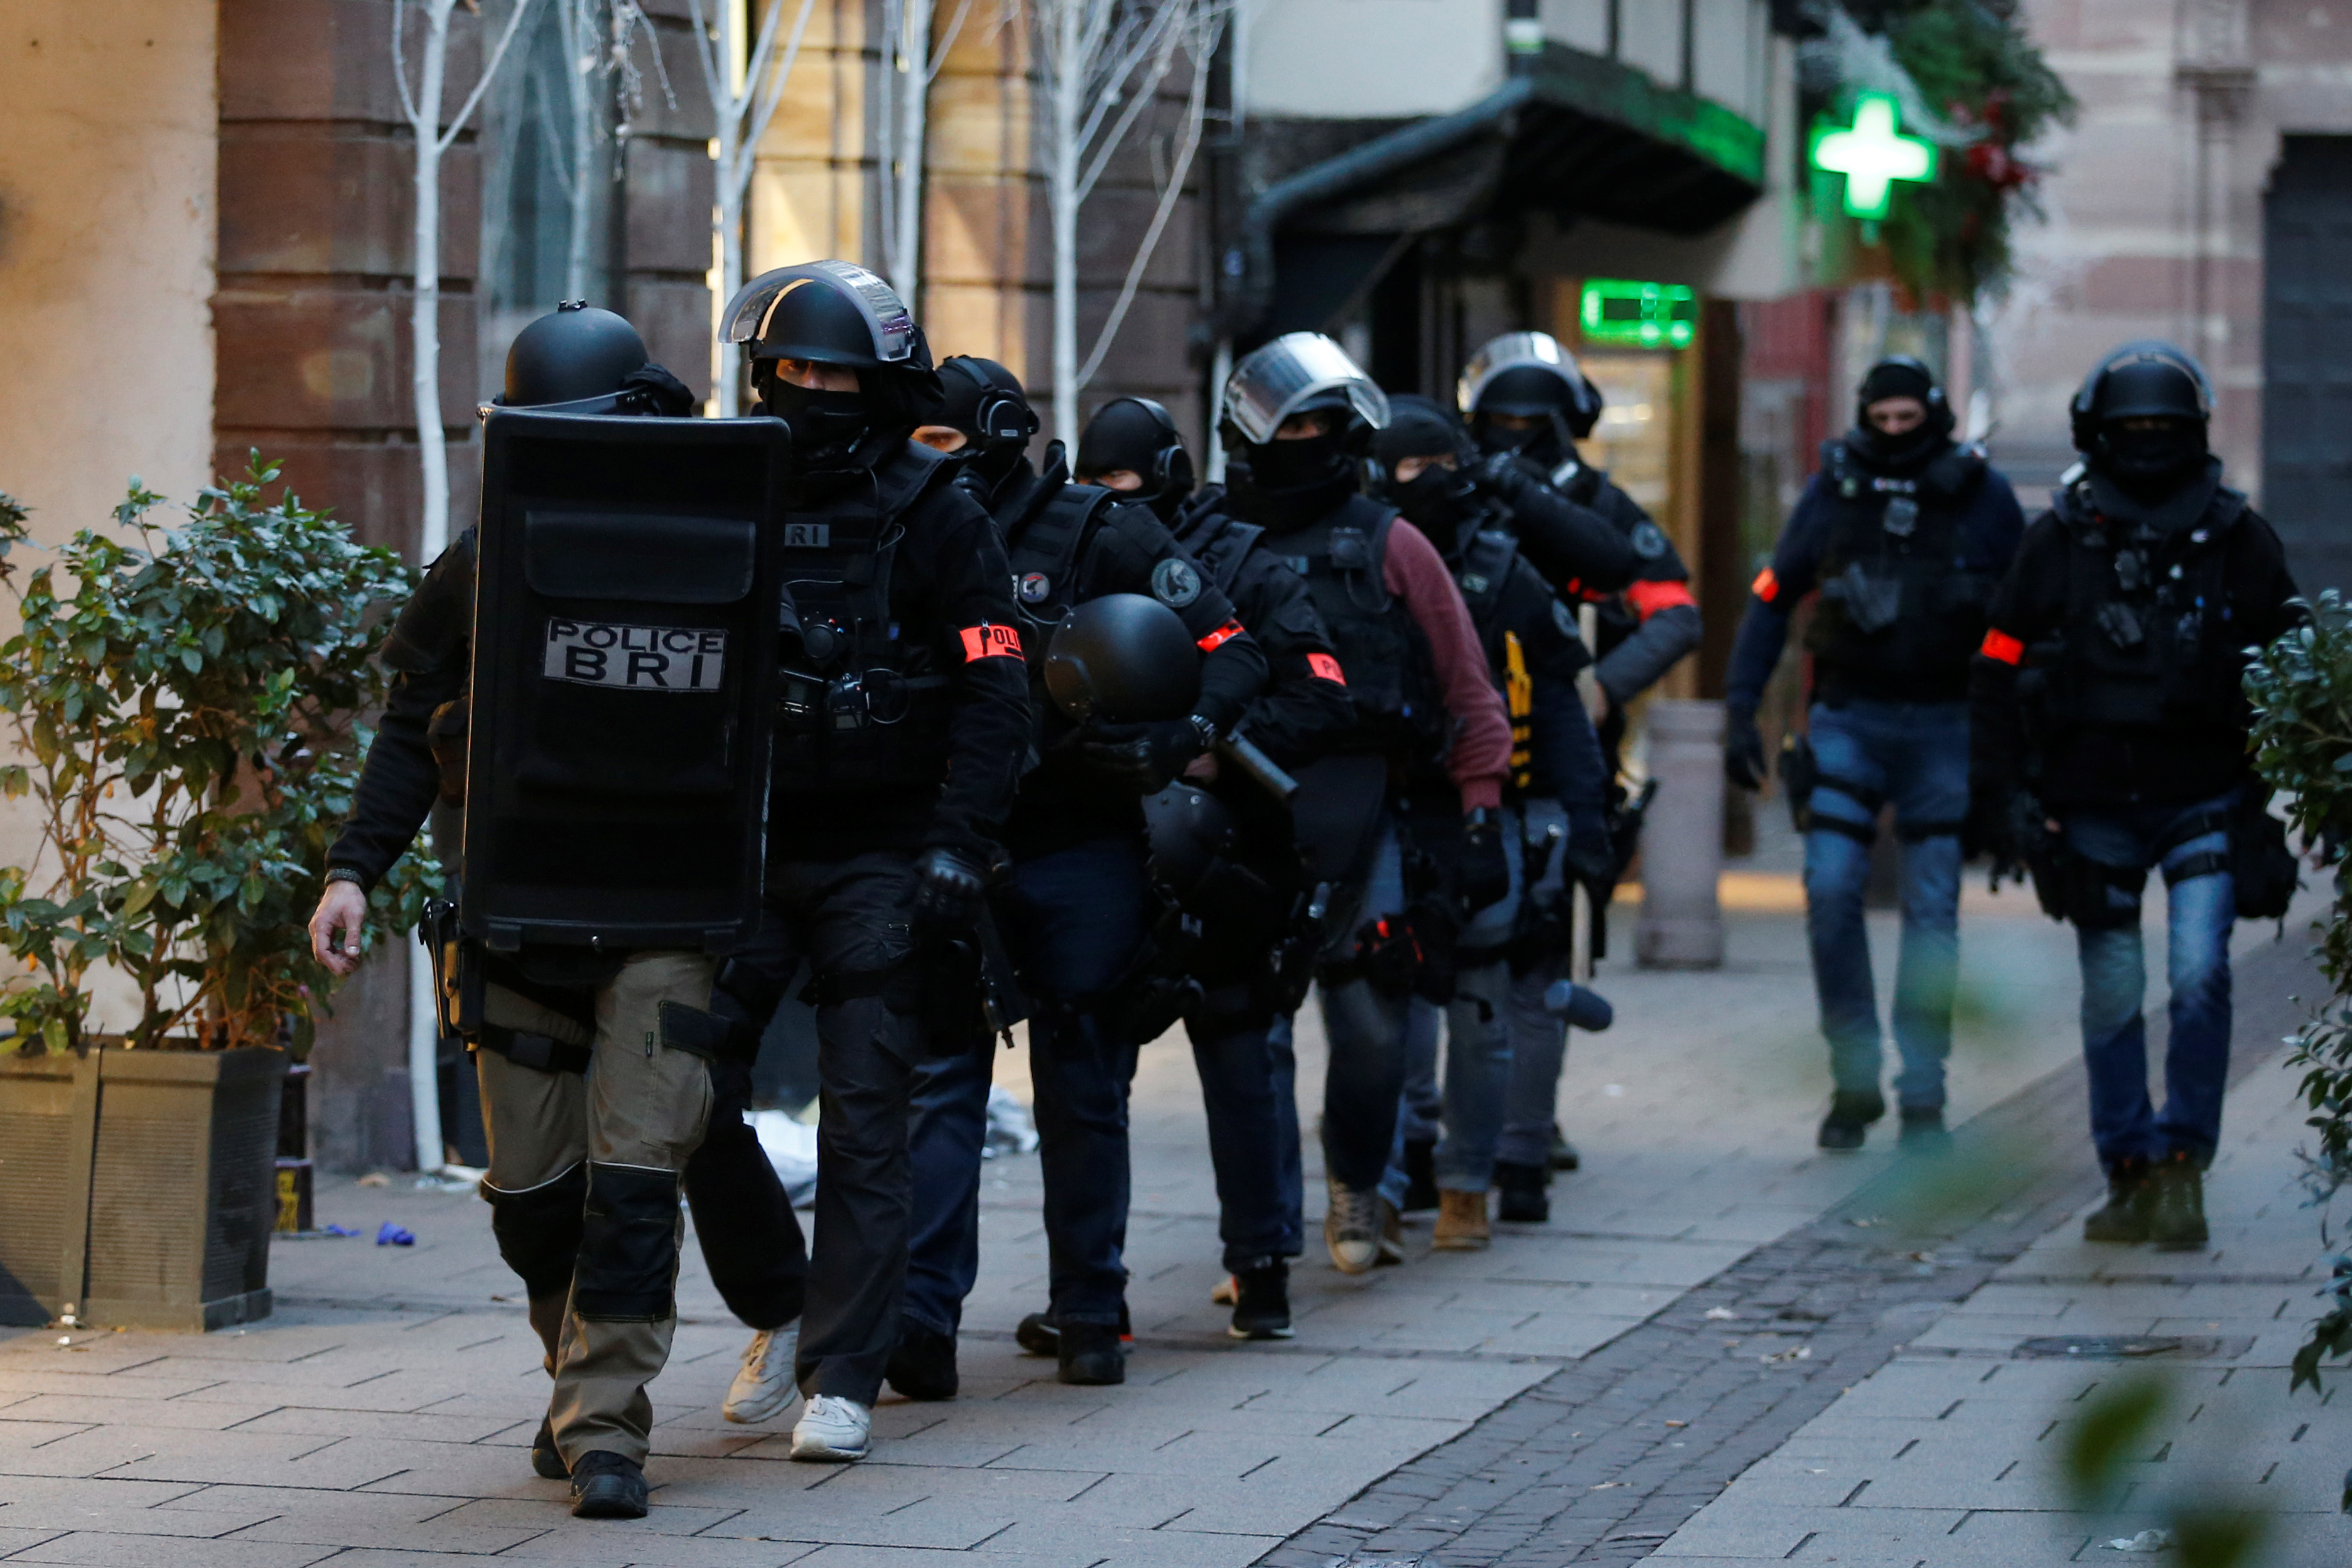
441, 0, 545, 153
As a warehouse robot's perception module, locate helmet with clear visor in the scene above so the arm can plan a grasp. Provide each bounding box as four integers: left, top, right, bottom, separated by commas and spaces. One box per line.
1458, 330, 1604, 436
1220, 332, 1390, 448
721, 260, 917, 368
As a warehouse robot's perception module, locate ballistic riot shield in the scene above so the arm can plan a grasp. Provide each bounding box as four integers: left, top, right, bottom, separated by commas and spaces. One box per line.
462, 411, 791, 953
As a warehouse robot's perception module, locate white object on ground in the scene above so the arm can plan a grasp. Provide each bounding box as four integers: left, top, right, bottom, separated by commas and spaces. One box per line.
984, 1084, 1039, 1157
790, 1394, 870, 1461
750, 1109, 819, 1205
723, 1323, 801, 1424
2105, 1530, 2176, 1552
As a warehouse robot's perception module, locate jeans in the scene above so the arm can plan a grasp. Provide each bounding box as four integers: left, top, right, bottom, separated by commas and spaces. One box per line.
2063, 793, 2236, 1170
1381, 803, 1526, 1202
1801, 699, 1968, 1110
1317, 816, 1414, 1191
902, 835, 1150, 1333
1499, 796, 1573, 1168
1186, 1015, 1303, 1270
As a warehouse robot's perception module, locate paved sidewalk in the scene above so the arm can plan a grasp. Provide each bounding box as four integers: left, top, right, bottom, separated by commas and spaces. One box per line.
0, 874, 2319, 1567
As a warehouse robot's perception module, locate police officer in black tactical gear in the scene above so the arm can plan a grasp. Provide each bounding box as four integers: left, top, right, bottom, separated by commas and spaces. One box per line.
1972, 341, 2301, 1250
310, 303, 824, 1517
1368, 395, 1618, 1236
308, 301, 818, 1513
1077, 395, 1354, 1339
1460, 330, 1703, 1175
887, 358, 1267, 1389
1724, 357, 2026, 1152
698, 262, 1030, 1463
1217, 333, 1514, 1279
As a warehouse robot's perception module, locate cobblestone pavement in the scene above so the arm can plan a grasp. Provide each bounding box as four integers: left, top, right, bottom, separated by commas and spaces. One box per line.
0, 878, 2325, 1567
1263, 927, 2336, 1568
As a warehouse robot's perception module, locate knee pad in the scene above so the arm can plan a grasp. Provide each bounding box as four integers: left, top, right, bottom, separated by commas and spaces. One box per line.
485, 1163, 587, 1300
574, 1162, 681, 1321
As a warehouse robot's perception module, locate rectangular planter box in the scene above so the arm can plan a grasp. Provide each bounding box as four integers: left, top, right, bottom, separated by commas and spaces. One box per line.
0, 1046, 286, 1331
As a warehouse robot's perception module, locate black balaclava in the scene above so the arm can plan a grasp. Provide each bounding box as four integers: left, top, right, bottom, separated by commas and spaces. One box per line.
922, 356, 1035, 497
1374, 394, 1481, 550
1846, 357, 1953, 473
757, 366, 870, 465
1468, 365, 1577, 472
1224, 403, 1358, 533
1076, 398, 1194, 524
2088, 360, 2211, 502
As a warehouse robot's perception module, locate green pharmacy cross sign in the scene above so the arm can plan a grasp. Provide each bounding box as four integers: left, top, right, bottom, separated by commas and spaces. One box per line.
1580, 279, 1698, 350
1811, 92, 1938, 220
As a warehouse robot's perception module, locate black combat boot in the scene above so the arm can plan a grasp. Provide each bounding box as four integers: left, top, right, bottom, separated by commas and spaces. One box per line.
1401, 1137, 1440, 1212
1058, 1319, 1126, 1385
1817, 1089, 1885, 1151
569, 1451, 648, 1519
1228, 1263, 1293, 1340
886, 1318, 960, 1400
2147, 1151, 2209, 1252
2083, 1157, 2152, 1243
1495, 1160, 1550, 1223
1016, 1301, 1131, 1358
531, 1414, 569, 1480
1897, 1106, 1951, 1154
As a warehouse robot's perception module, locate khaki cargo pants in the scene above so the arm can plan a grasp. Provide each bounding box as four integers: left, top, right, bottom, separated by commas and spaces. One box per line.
473, 950, 719, 1468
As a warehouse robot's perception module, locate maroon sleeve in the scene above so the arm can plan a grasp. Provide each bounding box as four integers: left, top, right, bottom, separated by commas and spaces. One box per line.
1382, 517, 1509, 812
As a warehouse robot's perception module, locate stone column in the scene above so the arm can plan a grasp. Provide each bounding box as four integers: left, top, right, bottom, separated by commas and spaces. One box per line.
1636, 699, 1725, 969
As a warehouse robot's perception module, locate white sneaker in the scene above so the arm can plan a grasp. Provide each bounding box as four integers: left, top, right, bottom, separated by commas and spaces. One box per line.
722, 1324, 801, 1425
1325, 1181, 1381, 1275
790, 1394, 871, 1461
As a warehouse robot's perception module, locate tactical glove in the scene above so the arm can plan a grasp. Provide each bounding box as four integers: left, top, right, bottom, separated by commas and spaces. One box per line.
1459, 809, 1513, 915
1079, 717, 1211, 794
912, 845, 991, 932
1474, 449, 1531, 501
1724, 709, 1768, 792
622, 362, 698, 417
1563, 805, 1617, 888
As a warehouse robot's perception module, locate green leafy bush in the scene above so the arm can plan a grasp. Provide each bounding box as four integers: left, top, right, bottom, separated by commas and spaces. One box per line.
0, 458, 438, 1056
2242, 589, 2352, 1389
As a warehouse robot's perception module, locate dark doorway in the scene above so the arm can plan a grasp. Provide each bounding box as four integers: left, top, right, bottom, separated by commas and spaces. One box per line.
2263, 136, 2352, 596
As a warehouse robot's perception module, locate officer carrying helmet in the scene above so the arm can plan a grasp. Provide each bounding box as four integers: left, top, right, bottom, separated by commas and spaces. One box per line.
893, 359, 1268, 1390
1970, 341, 2301, 1249
1724, 355, 2024, 1151
1076, 394, 1354, 1338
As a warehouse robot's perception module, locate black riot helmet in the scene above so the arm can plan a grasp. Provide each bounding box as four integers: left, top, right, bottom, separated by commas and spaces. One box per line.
1370, 394, 1481, 545
1076, 397, 1195, 522
1044, 593, 1203, 725
1459, 331, 1605, 464
2071, 340, 2214, 491
720, 260, 941, 454
1140, 781, 1239, 901
497, 302, 649, 413
1848, 355, 1955, 470
1218, 332, 1389, 532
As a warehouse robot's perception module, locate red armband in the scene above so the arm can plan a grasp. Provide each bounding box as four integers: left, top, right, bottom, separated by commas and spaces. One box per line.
1752, 567, 1779, 604
1307, 652, 1346, 685
959, 623, 1023, 662
1978, 628, 2024, 665
1626, 579, 1697, 618
1197, 619, 1246, 652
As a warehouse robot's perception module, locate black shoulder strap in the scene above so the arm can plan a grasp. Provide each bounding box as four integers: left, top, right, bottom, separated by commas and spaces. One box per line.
1209, 519, 1265, 598
1454, 529, 1518, 630
873, 440, 959, 522
1007, 483, 1113, 588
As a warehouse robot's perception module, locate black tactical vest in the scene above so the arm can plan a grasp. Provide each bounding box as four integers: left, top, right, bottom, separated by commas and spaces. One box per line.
1269, 493, 1443, 761
1804, 439, 1997, 700
1175, 512, 1265, 601
770, 442, 963, 790
2037, 480, 2250, 731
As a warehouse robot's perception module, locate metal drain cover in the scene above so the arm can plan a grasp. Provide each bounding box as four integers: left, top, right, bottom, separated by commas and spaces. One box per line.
2014, 1334, 2244, 1360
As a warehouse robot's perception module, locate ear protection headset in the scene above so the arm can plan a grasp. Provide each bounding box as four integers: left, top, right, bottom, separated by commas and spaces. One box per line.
947, 358, 1042, 444
1113, 397, 1196, 498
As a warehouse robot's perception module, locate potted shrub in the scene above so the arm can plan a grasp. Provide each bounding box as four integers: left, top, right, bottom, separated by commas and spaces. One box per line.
0, 461, 436, 1330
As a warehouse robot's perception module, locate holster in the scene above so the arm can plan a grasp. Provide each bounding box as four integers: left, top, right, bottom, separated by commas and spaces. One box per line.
2036, 840, 2145, 929
1507, 826, 1570, 978
1780, 733, 1817, 834
419, 899, 480, 1050
2228, 787, 2300, 921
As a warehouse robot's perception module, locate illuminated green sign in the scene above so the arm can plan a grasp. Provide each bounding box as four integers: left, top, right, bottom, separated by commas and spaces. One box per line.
1810, 92, 1937, 220
1578, 279, 1698, 350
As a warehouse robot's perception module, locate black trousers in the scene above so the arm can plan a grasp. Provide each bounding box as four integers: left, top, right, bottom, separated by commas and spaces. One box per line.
684, 1058, 806, 1329
715, 851, 923, 1404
